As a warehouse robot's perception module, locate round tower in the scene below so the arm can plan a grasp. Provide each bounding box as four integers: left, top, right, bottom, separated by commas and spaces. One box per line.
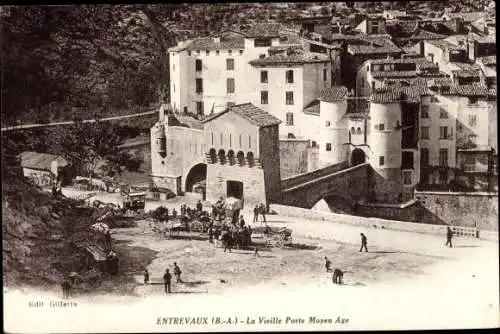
150, 121, 168, 178
367, 102, 402, 203
319, 99, 349, 167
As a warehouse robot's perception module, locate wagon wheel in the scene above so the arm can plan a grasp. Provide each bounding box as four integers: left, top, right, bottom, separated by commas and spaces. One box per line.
271, 234, 285, 248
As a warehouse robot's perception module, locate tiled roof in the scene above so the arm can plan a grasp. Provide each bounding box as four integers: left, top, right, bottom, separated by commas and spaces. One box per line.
476, 55, 496, 66
452, 70, 481, 78
203, 103, 281, 128
173, 115, 204, 130
319, 86, 349, 102
434, 84, 495, 97
449, 12, 485, 23
426, 39, 464, 51
372, 70, 417, 78
169, 36, 244, 52
398, 29, 447, 41
451, 62, 481, 70
249, 51, 329, 66
347, 44, 402, 55
245, 23, 281, 38
371, 86, 432, 103
303, 100, 320, 115
18, 151, 68, 171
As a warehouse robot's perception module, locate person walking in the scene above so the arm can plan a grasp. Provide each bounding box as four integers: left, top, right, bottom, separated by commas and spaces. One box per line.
163, 269, 172, 294
253, 205, 259, 223
104, 230, 112, 251
208, 226, 214, 244
61, 278, 71, 299
359, 233, 368, 252
143, 268, 149, 284
445, 227, 453, 248
324, 256, 333, 272
223, 230, 232, 253
173, 262, 182, 283
196, 200, 203, 212
239, 215, 245, 228
259, 203, 267, 223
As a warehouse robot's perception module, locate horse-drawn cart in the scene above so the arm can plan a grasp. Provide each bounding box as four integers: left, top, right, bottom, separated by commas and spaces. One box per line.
251, 225, 293, 248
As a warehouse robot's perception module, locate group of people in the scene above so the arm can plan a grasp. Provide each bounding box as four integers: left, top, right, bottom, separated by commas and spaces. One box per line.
208, 216, 253, 252
253, 203, 268, 223
143, 262, 183, 294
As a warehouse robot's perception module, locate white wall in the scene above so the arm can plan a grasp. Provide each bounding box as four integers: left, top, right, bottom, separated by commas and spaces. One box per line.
368, 102, 402, 169
319, 100, 348, 167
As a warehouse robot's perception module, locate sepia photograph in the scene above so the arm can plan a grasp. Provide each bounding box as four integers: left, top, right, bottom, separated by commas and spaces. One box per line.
2, 1, 498, 332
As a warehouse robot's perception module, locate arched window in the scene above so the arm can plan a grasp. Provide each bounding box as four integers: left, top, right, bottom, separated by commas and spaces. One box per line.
237, 151, 245, 166
246, 152, 255, 167
218, 149, 226, 164
209, 148, 217, 164
227, 150, 235, 165
351, 126, 355, 134
357, 127, 362, 134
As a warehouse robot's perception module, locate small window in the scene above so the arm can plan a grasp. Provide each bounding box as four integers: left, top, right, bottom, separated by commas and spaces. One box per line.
259, 54, 266, 59
325, 121, 331, 127
173, 64, 175, 71
468, 114, 477, 127
469, 97, 478, 105
195, 59, 202, 72
375, 124, 385, 131
220, 133, 223, 146
439, 149, 448, 167
196, 78, 203, 93
326, 143, 332, 151
226, 58, 235, 70
439, 108, 448, 119
228, 50, 232, 55
323, 69, 327, 81
227, 78, 235, 93
311, 141, 317, 147
239, 50, 243, 55
439, 126, 448, 139
379, 156, 385, 166
206, 50, 210, 56
188, 51, 192, 56
286, 112, 294, 126
196, 50, 200, 54
420, 126, 429, 139
216, 50, 220, 55
402, 171, 412, 185
261, 91, 268, 105
286, 70, 294, 84
196, 101, 204, 115
286, 91, 294, 105
261, 71, 268, 83
421, 105, 429, 118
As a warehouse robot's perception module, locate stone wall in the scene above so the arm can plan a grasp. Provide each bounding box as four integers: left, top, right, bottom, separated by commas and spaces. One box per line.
270, 204, 498, 241
414, 191, 498, 231
205, 163, 266, 208
279, 163, 370, 208
260, 126, 281, 202
279, 139, 309, 179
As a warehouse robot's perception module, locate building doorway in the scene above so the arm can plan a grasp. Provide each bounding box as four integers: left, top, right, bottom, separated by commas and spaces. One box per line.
226, 180, 243, 199
351, 148, 366, 166
185, 163, 207, 193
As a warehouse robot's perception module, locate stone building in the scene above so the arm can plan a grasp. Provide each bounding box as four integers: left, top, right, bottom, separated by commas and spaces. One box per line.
150, 103, 281, 207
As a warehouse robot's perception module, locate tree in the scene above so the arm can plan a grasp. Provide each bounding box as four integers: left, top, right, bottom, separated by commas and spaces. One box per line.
46, 119, 125, 185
